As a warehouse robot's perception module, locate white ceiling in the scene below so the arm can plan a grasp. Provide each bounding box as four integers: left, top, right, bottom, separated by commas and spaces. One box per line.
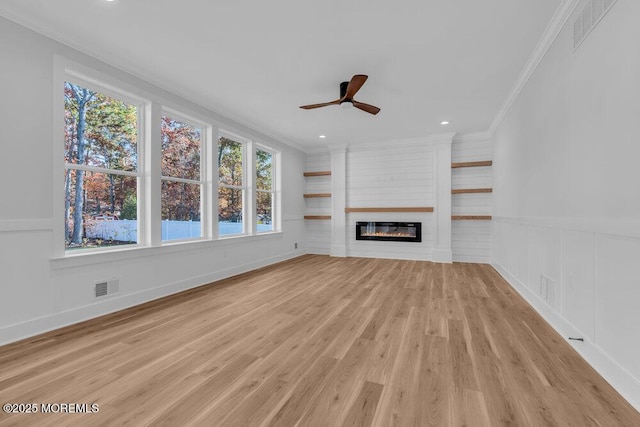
0, 0, 561, 150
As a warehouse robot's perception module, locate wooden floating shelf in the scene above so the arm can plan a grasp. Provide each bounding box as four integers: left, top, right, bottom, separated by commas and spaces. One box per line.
304, 193, 331, 198
452, 188, 493, 194
303, 171, 331, 177
452, 215, 492, 221
451, 160, 493, 169
304, 215, 331, 220
345, 207, 434, 213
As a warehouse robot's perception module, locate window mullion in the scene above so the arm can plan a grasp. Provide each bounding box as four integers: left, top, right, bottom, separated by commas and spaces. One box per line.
246, 141, 256, 235
160, 176, 203, 185
274, 151, 281, 232
210, 127, 219, 240
219, 184, 243, 190
146, 101, 162, 247
65, 164, 139, 177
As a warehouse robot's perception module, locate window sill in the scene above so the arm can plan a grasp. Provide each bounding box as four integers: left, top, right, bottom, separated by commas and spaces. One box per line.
50, 231, 283, 270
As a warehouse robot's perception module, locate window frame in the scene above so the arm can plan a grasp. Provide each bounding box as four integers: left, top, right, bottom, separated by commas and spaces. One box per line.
217, 130, 250, 238
60, 72, 146, 255
160, 109, 207, 244
255, 144, 277, 234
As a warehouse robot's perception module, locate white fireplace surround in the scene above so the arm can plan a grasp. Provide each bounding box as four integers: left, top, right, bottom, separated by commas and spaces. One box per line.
314, 134, 455, 263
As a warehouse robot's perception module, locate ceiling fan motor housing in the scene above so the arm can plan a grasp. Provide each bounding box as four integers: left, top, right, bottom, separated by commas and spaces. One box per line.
339, 81, 350, 102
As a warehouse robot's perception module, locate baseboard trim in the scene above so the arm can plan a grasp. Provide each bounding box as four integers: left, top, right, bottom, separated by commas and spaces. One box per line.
0, 250, 302, 347
305, 249, 330, 255
491, 259, 640, 412
345, 249, 433, 262
453, 254, 490, 264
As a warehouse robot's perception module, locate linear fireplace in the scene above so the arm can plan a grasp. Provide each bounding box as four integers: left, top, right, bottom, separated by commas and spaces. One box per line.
355, 221, 422, 242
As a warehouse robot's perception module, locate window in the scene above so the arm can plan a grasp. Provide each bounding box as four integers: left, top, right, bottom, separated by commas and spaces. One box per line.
218, 136, 245, 236
64, 81, 140, 251
59, 61, 281, 258
256, 148, 275, 233
161, 114, 203, 241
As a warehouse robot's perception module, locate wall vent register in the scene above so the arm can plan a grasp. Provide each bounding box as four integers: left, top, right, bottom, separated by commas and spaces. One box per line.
95, 279, 119, 298
355, 222, 422, 242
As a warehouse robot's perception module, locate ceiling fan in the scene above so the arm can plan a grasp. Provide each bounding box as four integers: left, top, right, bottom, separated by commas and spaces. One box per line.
300, 74, 380, 115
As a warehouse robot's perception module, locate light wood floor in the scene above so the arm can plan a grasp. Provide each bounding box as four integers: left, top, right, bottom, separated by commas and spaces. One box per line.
0, 255, 638, 426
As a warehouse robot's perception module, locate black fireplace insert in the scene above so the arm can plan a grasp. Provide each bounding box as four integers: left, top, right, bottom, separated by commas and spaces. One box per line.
355, 221, 422, 242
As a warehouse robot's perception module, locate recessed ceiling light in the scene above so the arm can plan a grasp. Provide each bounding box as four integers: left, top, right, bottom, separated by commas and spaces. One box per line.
440, 121, 450, 125
319, 135, 326, 139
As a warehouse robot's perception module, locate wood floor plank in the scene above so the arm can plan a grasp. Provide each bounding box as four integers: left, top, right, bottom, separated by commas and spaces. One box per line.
298, 338, 377, 426
364, 313, 406, 386
340, 381, 384, 427
416, 334, 452, 426
263, 356, 338, 427
371, 307, 426, 426
0, 254, 638, 426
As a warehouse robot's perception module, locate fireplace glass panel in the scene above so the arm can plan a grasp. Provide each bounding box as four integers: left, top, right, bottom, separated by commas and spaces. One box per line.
355, 221, 422, 242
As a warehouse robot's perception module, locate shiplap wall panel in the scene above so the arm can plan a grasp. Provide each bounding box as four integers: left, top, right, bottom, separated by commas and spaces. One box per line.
452, 221, 491, 263
452, 139, 492, 161
452, 193, 493, 215
304, 221, 331, 255
451, 167, 493, 188
451, 137, 492, 263
347, 143, 434, 208
304, 152, 332, 254
346, 142, 435, 260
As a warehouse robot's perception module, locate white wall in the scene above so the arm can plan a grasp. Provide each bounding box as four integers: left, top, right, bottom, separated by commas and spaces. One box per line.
491, 0, 640, 410
0, 17, 306, 345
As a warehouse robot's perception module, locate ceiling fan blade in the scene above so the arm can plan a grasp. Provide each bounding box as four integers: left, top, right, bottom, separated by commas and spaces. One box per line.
299, 99, 341, 109
344, 75, 368, 100
353, 100, 380, 115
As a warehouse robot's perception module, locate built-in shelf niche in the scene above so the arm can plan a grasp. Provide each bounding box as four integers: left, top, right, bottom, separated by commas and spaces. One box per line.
303, 169, 331, 224
451, 160, 492, 222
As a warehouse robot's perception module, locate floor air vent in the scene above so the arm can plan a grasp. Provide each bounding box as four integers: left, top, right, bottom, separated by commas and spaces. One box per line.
95, 279, 119, 298
573, 0, 617, 49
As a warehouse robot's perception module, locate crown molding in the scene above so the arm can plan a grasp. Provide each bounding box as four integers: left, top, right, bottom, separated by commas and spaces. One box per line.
488, 0, 580, 137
